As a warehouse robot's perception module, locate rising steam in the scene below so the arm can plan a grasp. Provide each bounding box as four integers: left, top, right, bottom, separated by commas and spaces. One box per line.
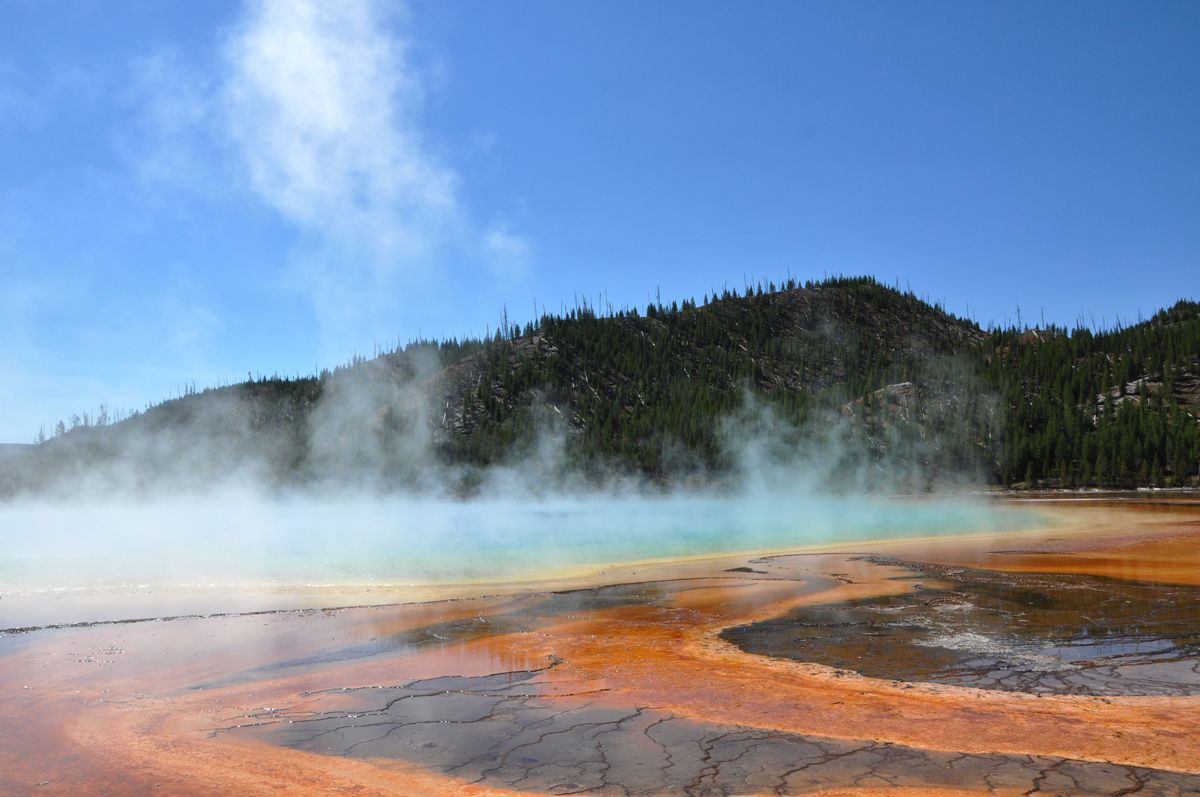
0, 341, 1032, 634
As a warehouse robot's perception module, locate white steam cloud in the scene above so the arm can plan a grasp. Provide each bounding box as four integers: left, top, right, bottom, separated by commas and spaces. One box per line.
222, 0, 457, 255
220, 0, 459, 341
0, 345, 1031, 632
123, 0, 533, 353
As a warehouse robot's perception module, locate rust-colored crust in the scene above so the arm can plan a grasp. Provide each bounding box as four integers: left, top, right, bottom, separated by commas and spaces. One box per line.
2, 496, 1198, 795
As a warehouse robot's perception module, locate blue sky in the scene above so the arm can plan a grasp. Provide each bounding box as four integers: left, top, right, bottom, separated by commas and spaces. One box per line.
2, 0, 1198, 442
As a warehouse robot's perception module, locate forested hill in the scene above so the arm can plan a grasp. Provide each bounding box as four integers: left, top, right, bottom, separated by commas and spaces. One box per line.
5, 276, 1199, 497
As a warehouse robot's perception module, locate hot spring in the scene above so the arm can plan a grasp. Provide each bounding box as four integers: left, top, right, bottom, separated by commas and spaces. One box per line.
0, 492, 1043, 629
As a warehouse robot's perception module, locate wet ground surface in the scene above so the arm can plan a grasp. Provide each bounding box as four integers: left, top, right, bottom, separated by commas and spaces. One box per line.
201, 560, 1200, 795
7, 503, 1200, 796
222, 659, 1200, 796
723, 557, 1200, 696
194, 579, 745, 688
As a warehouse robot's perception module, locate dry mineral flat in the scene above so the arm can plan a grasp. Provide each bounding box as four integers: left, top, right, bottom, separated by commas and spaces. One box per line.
2, 495, 1199, 796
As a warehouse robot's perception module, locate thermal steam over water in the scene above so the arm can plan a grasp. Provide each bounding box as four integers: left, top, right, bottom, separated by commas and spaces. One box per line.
1, 494, 1039, 597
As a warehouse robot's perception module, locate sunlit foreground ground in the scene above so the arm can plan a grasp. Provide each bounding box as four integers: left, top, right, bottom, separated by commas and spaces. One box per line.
2, 495, 1200, 795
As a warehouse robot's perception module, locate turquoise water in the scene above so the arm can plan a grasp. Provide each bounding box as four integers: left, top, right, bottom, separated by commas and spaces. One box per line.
0, 493, 1041, 593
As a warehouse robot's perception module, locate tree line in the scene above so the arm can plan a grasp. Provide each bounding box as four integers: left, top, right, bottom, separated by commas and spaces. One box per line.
32, 276, 1200, 491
